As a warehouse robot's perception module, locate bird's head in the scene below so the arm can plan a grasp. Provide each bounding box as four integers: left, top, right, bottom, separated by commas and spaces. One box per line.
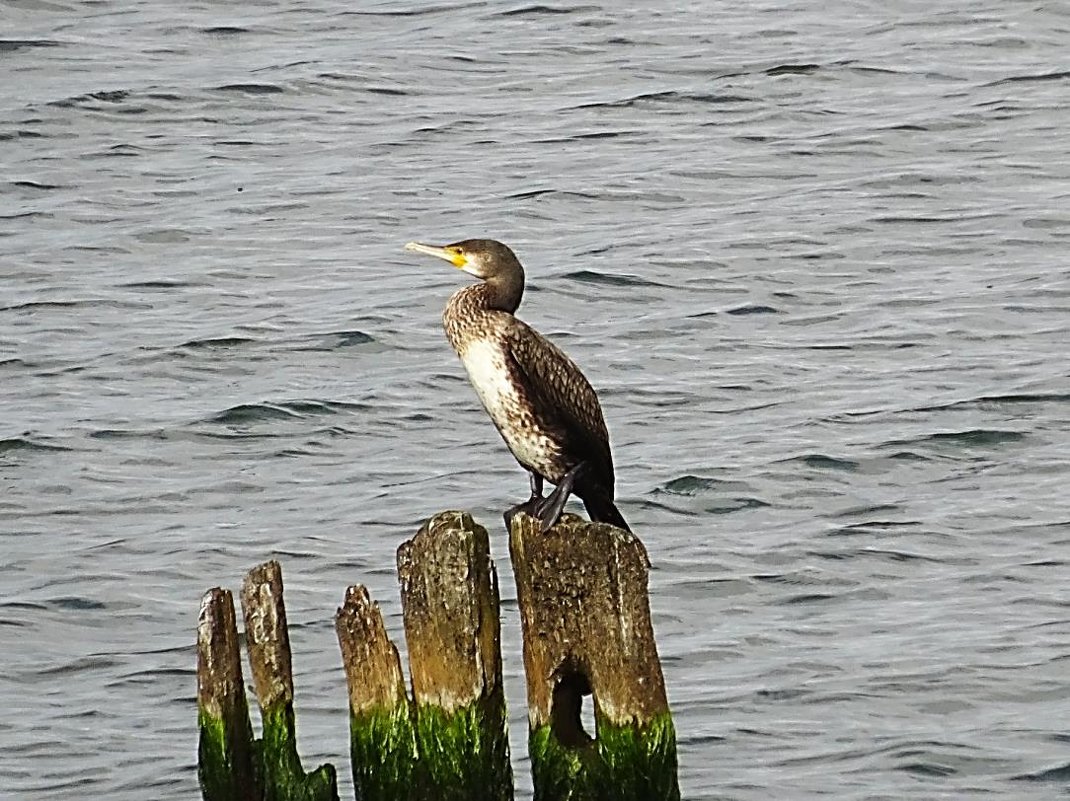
404, 238, 522, 282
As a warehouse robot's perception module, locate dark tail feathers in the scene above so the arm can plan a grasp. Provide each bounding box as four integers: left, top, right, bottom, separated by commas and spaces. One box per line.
582, 494, 631, 533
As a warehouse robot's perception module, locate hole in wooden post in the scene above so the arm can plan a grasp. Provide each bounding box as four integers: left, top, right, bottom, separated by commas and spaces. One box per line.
550, 660, 594, 748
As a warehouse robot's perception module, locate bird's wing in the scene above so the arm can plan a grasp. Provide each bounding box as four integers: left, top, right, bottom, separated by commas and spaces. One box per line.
504, 319, 614, 474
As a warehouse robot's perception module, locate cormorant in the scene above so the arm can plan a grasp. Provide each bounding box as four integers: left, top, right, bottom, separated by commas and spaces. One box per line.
404, 238, 630, 533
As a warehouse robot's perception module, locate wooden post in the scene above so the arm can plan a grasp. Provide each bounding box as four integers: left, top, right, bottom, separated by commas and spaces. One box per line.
197, 588, 259, 801
510, 513, 680, 801
240, 561, 339, 801
335, 584, 416, 800
397, 510, 513, 801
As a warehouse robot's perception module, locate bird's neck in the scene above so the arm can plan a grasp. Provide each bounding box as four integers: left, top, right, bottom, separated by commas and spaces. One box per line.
452, 275, 523, 315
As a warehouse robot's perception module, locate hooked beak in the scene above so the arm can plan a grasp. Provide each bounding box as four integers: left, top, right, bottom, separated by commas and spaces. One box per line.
404, 241, 467, 269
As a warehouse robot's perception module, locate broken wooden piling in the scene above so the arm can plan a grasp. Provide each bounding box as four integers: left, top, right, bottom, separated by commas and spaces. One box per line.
398, 510, 513, 800
197, 588, 258, 801
510, 512, 680, 801
335, 510, 512, 801
335, 584, 416, 801
197, 563, 338, 801
240, 561, 338, 801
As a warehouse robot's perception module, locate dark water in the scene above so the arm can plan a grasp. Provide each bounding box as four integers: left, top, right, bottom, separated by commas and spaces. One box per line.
2, 1, 1069, 798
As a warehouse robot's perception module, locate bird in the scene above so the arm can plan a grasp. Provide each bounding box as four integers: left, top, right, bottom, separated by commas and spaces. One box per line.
404, 238, 630, 533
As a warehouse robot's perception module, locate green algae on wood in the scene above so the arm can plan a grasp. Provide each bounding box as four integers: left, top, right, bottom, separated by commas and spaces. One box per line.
510, 512, 680, 801
197, 587, 260, 801
335, 584, 416, 801
240, 561, 339, 801
398, 511, 513, 801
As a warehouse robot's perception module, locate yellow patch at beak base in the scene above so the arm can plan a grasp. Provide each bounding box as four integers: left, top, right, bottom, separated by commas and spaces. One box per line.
404, 241, 468, 269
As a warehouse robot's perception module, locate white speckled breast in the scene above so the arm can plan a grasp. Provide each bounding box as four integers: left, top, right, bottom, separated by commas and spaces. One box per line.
458, 338, 561, 478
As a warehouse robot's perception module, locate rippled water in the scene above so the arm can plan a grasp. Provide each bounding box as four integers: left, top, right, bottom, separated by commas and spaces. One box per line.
3, 1, 1069, 798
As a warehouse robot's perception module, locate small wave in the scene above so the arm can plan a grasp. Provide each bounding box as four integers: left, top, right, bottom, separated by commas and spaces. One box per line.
755, 687, 811, 701
986, 70, 1070, 87
897, 761, 956, 778
830, 503, 901, 518
930, 429, 1027, 446
0, 437, 73, 455
705, 497, 770, 514
295, 330, 376, 351
677, 732, 728, 746
0, 39, 62, 53
776, 593, 836, 605
0, 299, 79, 312
48, 89, 129, 108
829, 520, 921, 537
281, 400, 356, 415
506, 188, 597, 201
0, 130, 44, 142
660, 475, 723, 495
781, 453, 859, 471
0, 210, 52, 221
765, 63, 821, 76
101, 143, 144, 157
202, 26, 249, 35
571, 90, 748, 110
885, 429, 1026, 449
726, 304, 779, 315
637, 499, 700, 517
208, 403, 304, 424
562, 269, 661, 288
1014, 762, 1070, 782
912, 392, 1070, 412
213, 83, 284, 94
0, 298, 149, 312
326, 330, 375, 347
89, 428, 163, 440
49, 596, 107, 611
862, 548, 947, 563
887, 450, 931, 462
37, 655, 118, 677
499, 4, 597, 15
653, 476, 767, 513
532, 131, 638, 144
178, 336, 256, 350
0, 600, 47, 612
120, 280, 193, 289
134, 228, 191, 244
206, 399, 364, 425
10, 180, 61, 190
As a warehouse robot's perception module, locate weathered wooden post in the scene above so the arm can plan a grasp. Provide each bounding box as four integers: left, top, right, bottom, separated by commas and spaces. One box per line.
335, 584, 416, 800
335, 511, 512, 801
240, 561, 339, 801
510, 513, 680, 801
197, 564, 338, 801
197, 588, 259, 801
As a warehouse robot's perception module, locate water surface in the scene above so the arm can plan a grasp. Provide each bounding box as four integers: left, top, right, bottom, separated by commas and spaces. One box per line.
2, 1, 1069, 798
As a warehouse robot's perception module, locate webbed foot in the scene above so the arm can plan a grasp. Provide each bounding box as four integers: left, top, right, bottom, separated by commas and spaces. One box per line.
504, 472, 546, 530
533, 461, 586, 533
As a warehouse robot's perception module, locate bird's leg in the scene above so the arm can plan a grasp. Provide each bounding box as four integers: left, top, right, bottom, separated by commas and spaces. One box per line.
529, 472, 544, 502
534, 461, 586, 533
504, 472, 545, 530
